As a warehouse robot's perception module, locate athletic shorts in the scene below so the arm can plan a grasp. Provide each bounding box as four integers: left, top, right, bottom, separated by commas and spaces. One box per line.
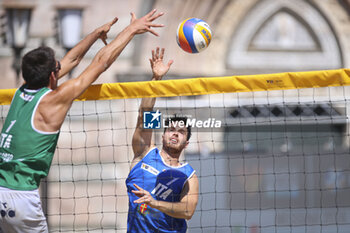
0, 187, 48, 233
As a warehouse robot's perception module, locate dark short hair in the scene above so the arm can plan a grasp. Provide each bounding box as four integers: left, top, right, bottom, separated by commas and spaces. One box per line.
21, 46, 56, 89
163, 115, 192, 141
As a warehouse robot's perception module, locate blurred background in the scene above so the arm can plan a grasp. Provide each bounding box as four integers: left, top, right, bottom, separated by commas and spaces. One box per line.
0, 0, 350, 233
0, 0, 349, 87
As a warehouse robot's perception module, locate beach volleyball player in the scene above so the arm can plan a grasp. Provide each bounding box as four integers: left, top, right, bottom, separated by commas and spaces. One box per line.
126, 47, 199, 233
0, 10, 164, 232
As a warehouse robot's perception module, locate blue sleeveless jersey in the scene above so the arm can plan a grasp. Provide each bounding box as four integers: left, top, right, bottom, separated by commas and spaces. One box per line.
126, 147, 195, 233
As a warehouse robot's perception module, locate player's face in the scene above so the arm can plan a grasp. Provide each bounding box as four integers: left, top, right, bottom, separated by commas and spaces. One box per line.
162, 123, 189, 153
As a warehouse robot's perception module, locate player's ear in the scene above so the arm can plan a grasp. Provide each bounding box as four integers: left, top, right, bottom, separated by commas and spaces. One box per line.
184, 140, 189, 148
49, 72, 58, 90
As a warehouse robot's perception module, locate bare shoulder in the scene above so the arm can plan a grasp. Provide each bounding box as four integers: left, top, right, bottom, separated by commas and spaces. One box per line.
180, 172, 199, 203
34, 89, 71, 132
190, 173, 198, 181
129, 146, 156, 170
188, 173, 199, 186
130, 156, 143, 170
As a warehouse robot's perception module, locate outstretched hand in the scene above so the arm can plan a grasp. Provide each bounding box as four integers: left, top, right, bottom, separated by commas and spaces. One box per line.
130, 9, 164, 36
150, 47, 173, 80
97, 17, 119, 45
132, 184, 157, 208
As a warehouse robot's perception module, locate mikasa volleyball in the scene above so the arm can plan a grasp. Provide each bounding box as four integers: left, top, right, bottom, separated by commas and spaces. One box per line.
176, 18, 212, 53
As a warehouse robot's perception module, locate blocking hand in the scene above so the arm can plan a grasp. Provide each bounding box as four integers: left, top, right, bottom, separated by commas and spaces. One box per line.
150, 47, 173, 80
97, 17, 119, 45
130, 9, 164, 36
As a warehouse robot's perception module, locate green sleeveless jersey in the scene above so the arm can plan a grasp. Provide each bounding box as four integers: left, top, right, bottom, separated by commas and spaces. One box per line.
0, 85, 60, 190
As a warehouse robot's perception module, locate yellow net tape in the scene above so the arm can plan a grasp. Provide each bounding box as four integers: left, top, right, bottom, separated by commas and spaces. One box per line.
0, 69, 349, 105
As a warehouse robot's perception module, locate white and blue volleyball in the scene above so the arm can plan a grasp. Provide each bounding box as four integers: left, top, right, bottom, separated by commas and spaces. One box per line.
176, 18, 212, 53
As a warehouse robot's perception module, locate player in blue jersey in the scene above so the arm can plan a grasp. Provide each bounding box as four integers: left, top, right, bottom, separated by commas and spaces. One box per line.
126, 48, 199, 233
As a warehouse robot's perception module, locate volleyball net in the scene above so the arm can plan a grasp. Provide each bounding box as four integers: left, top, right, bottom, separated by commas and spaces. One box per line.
0, 69, 350, 232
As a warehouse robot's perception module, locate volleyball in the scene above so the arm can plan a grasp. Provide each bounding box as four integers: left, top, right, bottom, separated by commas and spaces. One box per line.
176, 18, 212, 53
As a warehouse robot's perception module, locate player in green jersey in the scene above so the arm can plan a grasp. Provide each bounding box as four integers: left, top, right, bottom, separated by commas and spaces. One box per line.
0, 9, 164, 232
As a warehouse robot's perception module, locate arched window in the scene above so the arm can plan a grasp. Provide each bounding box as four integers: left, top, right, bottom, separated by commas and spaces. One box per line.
227, 0, 343, 73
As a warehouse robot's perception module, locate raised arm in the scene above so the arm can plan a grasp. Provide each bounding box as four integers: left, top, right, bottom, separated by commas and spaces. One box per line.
37, 10, 165, 133
132, 48, 173, 159
58, 17, 118, 79
133, 174, 199, 220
